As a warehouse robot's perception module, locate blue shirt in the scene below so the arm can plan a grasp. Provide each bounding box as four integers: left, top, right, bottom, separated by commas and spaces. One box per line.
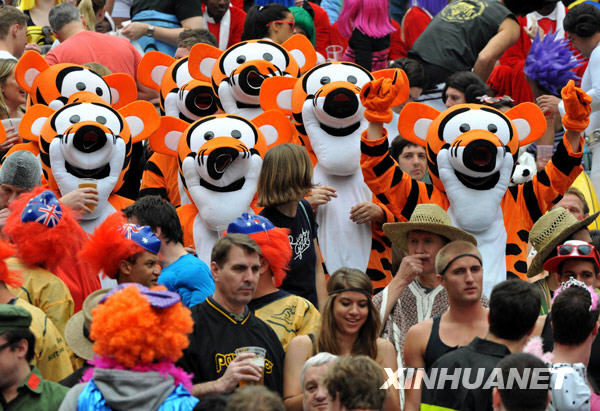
158, 253, 214, 308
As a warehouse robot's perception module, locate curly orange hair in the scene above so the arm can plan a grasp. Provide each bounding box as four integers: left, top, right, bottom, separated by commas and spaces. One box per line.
248, 227, 291, 287
90, 285, 193, 368
0, 239, 21, 288
79, 212, 144, 279
3, 186, 87, 270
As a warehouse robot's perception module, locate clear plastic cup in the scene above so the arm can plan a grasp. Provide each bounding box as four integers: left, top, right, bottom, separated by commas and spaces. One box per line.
235, 346, 266, 386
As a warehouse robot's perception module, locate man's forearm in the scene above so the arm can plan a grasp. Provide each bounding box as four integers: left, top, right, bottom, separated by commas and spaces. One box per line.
191, 379, 222, 397
473, 56, 495, 83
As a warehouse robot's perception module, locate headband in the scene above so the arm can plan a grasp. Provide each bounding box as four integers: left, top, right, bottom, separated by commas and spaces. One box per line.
328, 287, 372, 298
439, 253, 482, 275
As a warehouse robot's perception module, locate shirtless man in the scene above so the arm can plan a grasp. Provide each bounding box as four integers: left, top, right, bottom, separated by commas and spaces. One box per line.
402, 241, 489, 411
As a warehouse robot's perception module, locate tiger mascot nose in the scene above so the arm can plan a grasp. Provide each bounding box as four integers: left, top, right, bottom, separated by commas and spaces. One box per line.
196, 137, 252, 180
232, 61, 281, 97
449, 129, 506, 174
314, 81, 362, 121
182, 80, 218, 117
68, 121, 113, 153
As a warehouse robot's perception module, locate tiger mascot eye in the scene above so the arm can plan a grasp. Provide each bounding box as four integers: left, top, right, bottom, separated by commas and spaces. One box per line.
18, 92, 160, 233
137, 51, 221, 207
149, 112, 294, 262
258, 64, 409, 291
188, 34, 317, 120
360, 78, 590, 296
15, 50, 137, 110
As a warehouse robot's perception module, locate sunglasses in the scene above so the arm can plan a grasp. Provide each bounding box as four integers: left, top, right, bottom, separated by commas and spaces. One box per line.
557, 243, 595, 257
268, 19, 295, 29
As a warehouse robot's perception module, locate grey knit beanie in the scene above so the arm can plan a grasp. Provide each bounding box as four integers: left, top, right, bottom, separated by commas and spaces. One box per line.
0, 150, 42, 190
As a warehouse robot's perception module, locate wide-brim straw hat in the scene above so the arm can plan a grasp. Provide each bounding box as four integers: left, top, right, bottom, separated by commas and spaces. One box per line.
383, 204, 477, 253
64, 288, 110, 361
527, 207, 600, 278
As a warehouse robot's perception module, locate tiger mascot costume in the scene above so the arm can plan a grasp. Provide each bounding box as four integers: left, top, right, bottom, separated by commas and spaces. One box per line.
137, 51, 221, 206
148, 112, 293, 263
360, 77, 591, 296
259, 64, 409, 291
188, 34, 317, 120
18, 92, 160, 233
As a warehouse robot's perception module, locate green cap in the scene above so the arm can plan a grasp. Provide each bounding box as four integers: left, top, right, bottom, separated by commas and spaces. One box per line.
0, 305, 32, 334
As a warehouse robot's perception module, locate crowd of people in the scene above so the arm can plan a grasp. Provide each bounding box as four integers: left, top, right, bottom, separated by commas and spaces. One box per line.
0, 0, 600, 410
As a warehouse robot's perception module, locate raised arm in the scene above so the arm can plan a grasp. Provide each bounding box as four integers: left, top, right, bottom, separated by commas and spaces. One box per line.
473, 17, 521, 82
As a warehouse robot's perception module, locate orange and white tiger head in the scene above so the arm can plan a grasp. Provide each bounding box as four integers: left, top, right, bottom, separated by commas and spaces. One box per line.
149, 112, 293, 231
15, 50, 137, 110
18, 92, 160, 220
398, 103, 546, 192
137, 51, 220, 122
188, 34, 316, 118
260, 63, 408, 175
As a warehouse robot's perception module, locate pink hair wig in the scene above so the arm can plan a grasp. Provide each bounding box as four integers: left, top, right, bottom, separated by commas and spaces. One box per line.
338, 0, 395, 39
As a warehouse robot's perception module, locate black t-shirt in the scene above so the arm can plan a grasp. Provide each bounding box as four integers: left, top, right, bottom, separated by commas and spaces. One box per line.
130, 0, 203, 22
260, 200, 318, 306
410, 0, 513, 73
178, 297, 285, 394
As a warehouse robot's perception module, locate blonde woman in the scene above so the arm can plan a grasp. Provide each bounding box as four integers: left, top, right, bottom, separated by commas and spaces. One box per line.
258, 143, 327, 310
0, 59, 25, 153
283, 267, 399, 411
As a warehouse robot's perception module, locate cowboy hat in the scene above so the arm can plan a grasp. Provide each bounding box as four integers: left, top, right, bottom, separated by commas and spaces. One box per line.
64, 288, 110, 361
527, 207, 600, 277
383, 204, 477, 253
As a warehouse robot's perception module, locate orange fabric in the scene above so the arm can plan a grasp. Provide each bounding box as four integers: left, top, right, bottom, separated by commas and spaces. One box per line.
177, 204, 197, 250
360, 77, 401, 123
360, 130, 584, 280
561, 80, 592, 132
140, 152, 181, 207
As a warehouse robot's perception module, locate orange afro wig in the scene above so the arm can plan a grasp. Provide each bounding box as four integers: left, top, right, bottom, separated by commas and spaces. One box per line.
0, 239, 21, 288
79, 212, 144, 279
3, 186, 87, 270
90, 284, 193, 368
247, 227, 291, 288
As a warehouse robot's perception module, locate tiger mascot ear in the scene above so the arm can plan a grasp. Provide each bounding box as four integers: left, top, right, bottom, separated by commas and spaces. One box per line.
117, 101, 161, 143
259, 76, 298, 115
188, 43, 224, 82
149, 116, 190, 156
137, 51, 176, 91
505, 102, 546, 146
0, 120, 6, 145
4, 142, 40, 159
103, 73, 138, 109
252, 110, 295, 153
14, 50, 49, 94
19, 104, 55, 143
281, 34, 317, 74
397, 102, 440, 147
372, 68, 410, 108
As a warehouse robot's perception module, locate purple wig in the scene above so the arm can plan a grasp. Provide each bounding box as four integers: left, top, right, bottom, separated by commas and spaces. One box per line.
338, 0, 395, 39
412, 0, 448, 16
524, 31, 582, 96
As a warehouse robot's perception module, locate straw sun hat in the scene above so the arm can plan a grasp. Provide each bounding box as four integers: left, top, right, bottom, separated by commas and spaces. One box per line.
383, 204, 477, 253
527, 207, 600, 278
64, 288, 111, 361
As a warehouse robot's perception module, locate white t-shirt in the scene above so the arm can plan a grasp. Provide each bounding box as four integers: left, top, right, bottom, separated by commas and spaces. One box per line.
0, 50, 17, 60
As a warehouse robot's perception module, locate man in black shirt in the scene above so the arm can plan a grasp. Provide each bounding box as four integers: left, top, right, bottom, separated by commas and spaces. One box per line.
178, 234, 285, 397
420, 280, 541, 411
